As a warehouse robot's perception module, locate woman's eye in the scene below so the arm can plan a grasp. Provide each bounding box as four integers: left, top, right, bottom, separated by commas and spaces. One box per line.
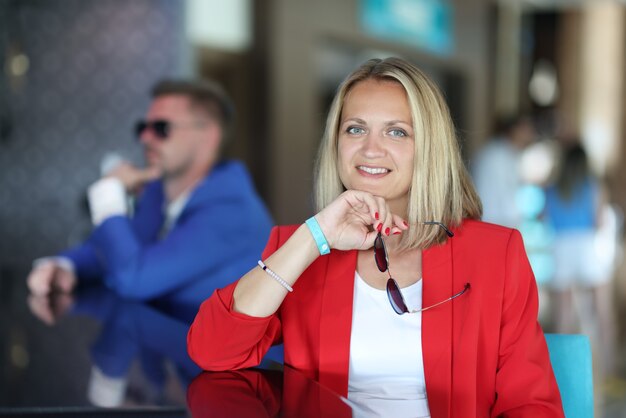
346, 126, 365, 135
388, 129, 407, 138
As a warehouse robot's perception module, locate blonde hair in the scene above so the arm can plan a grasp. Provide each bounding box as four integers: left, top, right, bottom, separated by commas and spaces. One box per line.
314, 57, 482, 250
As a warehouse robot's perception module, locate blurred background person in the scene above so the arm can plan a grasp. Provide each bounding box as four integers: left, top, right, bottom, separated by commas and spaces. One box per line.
544, 139, 618, 379
471, 114, 537, 228
25, 79, 273, 307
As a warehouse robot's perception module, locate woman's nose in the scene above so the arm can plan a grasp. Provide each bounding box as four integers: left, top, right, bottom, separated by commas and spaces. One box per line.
361, 133, 385, 157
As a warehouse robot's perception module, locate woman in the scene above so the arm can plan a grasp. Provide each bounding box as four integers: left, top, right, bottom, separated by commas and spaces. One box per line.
188, 58, 564, 417
545, 141, 615, 376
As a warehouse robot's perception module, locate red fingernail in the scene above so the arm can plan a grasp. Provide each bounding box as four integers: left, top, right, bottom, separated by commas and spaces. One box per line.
375, 212, 379, 220
385, 227, 390, 236
403, 221, 408, 227
393, 231, 401, 235
377, 223, 383, 232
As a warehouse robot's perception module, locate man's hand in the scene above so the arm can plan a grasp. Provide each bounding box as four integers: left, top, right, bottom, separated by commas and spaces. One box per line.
107, 162, 161, 193
27, 261, 77, 296
27, 293, 74, 325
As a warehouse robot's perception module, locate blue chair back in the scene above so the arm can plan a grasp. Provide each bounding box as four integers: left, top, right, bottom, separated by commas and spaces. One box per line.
545, 333, 594, 418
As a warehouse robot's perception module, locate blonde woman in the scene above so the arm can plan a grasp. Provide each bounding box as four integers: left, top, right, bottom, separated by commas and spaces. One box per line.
188, 58, 564, 418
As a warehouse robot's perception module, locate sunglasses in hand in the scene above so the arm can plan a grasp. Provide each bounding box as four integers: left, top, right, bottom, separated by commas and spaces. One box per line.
374, 223, 469, 315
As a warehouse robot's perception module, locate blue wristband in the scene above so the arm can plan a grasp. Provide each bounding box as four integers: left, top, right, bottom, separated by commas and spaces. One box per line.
305, 216, 331, 255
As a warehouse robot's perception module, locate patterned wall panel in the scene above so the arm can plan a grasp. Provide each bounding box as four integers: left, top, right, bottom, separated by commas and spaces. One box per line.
0, 0, 185, 267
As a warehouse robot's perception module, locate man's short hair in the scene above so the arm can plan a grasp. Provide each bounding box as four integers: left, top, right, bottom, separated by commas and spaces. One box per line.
151, 79, 235, 131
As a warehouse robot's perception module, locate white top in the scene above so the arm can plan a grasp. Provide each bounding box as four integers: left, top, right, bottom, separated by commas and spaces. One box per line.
159, 188, 192, 238
347, 271, 430, 418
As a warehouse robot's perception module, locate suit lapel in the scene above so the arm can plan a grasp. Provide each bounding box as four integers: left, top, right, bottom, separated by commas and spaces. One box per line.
318, 250, 357, 396
422, 240, 453, 418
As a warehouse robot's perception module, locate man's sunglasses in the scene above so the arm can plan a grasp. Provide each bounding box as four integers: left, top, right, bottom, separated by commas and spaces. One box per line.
135, 120, 173, 140
134, 119, 205, 140
374, 223, 469, 315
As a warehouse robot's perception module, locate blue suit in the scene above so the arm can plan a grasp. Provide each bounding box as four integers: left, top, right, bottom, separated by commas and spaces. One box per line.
70, 286, 201, 391
61, 160, 273, 306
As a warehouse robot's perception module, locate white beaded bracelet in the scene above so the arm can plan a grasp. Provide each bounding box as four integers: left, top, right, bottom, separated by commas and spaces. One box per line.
257, 260, 294, 292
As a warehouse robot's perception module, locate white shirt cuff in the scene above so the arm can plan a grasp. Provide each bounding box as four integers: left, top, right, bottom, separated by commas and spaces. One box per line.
88, 177, 128, 226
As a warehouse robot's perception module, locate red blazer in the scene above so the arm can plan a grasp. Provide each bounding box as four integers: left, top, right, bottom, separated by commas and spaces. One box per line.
188, 220, 564, 418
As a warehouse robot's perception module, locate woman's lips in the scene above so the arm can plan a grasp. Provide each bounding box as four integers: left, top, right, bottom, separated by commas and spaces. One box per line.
357, 165, 390, 176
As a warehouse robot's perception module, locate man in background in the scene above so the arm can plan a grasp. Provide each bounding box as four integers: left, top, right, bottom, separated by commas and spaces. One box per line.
26, 79, 273, 306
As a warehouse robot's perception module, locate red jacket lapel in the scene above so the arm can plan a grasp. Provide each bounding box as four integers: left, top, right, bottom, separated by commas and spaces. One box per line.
318, 250, 357, 396
422, 240, 453, 418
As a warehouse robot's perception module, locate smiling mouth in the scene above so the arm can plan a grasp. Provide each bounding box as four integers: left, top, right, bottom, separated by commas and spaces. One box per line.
357, 165, 390, 175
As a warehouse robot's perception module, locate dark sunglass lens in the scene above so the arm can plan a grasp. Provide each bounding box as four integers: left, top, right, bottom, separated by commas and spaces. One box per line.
386, 279, 408, 315
374, 235, 387, 272
134, 121, 147, 138
153, 120, 170, 139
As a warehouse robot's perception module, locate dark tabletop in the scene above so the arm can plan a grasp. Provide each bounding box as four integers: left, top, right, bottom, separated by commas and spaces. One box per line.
0, 266, 347, 418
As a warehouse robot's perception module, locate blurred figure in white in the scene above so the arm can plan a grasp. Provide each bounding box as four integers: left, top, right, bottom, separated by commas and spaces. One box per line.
472, 114, 537, 228
544, 139, 620, 378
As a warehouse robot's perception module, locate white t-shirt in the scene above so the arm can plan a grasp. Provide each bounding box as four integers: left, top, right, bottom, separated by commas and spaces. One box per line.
347, 271, 430, 418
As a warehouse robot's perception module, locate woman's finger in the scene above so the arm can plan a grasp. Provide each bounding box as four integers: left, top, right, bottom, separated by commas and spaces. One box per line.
354, 229, 379, 250
391, 213, 409, 235
347, 191, 382, 227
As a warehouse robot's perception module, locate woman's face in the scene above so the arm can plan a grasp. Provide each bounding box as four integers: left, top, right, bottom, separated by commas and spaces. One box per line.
337, 79, 415, 213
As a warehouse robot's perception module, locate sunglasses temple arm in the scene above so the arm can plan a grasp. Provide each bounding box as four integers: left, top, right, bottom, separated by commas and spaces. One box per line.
415, 283, 470, 313
418, 298, 454, 313
422, 221, 454, 237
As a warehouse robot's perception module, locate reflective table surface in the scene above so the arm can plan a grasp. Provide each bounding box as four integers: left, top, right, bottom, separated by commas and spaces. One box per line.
0, 266, 350, 417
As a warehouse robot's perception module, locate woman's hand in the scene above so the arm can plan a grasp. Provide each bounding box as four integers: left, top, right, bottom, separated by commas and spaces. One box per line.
315, 190, 408, 251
